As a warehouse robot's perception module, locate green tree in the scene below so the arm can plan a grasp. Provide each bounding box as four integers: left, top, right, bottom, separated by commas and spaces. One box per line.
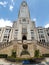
34, 50, 40, 57
11, 50, 16, 58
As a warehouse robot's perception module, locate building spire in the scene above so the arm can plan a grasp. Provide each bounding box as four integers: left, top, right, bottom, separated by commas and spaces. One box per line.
18, 0, 30, 18
23, 0, 26, 2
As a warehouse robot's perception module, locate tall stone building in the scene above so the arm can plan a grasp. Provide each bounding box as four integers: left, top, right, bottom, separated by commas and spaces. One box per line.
0, 1, 49, 58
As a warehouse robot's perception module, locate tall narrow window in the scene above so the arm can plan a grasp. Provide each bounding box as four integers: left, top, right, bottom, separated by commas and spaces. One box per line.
31, 30, 34, 40
22, 28, 27, 34
14, 30, 18, 40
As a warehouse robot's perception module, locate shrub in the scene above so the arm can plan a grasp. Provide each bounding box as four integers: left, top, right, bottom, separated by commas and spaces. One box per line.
42, 54, 49, 57
0, 54, 7, 58
6, 56, 16, 62
11, 50, 16, 58
34, 50, 40, 58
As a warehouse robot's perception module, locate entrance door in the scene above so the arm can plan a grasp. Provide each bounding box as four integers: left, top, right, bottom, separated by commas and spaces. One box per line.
22, 35, 27, 40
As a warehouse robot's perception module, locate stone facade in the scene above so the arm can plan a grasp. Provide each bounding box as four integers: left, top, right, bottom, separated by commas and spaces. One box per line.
0, 1, 49, 58
0, 1, 49, 43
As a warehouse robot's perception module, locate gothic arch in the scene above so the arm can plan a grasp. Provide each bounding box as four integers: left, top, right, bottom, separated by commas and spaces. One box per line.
22, 35, 27, 40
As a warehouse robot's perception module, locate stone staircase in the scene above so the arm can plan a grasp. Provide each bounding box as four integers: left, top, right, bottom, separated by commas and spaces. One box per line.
36, 41, 49, 49
0, 40, 49, 50
0, 41, 13, 50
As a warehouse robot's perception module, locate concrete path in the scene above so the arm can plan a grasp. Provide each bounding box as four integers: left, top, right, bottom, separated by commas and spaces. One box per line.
0, 59, 21, 65
0, 58, 49, 65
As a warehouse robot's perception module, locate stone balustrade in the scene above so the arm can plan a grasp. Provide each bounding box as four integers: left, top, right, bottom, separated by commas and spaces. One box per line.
0, 41, 13, 50
37, 41, 49, 49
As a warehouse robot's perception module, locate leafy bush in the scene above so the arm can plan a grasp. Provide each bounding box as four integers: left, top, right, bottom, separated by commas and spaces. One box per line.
42, 54, 49, 57
6, 56, 16, 62
34, 50, 40, 57
6, 57, 30, 62
11, 50, 16, 58
0, 54, 7, 58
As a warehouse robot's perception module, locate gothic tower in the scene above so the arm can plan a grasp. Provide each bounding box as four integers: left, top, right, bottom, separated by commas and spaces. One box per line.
12, 1, 36, 42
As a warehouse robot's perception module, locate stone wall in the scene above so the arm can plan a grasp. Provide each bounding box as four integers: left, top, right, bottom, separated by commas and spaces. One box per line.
0, 41, 49, 58
36, 44, 49, 55
0, 44, 13, 56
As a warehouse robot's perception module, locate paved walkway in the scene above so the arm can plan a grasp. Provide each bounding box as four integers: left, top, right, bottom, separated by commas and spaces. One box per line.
0, 59, 21, 65
0, 58, 49, 65
31, 58, 49, 65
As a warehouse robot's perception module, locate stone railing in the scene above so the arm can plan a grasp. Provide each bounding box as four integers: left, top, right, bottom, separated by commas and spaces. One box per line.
0, 41, 13, 50
37, 41, 49, 49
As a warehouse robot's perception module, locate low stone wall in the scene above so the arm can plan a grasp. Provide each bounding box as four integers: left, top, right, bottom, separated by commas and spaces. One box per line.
36, 44, 49, 55
0, 44, 13, 56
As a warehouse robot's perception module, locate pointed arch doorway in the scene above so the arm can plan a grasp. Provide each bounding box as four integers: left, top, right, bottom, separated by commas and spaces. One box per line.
22, 35, 27, 40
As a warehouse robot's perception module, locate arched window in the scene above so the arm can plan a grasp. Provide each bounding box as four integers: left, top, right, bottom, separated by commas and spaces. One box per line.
22, 28, 27, 34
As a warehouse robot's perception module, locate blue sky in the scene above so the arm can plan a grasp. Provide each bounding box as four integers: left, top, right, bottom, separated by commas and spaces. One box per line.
0, 0, 49, 28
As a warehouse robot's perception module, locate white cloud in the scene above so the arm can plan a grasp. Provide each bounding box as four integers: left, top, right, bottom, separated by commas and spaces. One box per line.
9, 5, 13, 11
33, 18, 36, 21
11, 0, 15, 5
9, 0, 15, 11
45, 24, 49, 28
0, 1, 8, 7
12, 0, 14, 3
0, 19, 13, 27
